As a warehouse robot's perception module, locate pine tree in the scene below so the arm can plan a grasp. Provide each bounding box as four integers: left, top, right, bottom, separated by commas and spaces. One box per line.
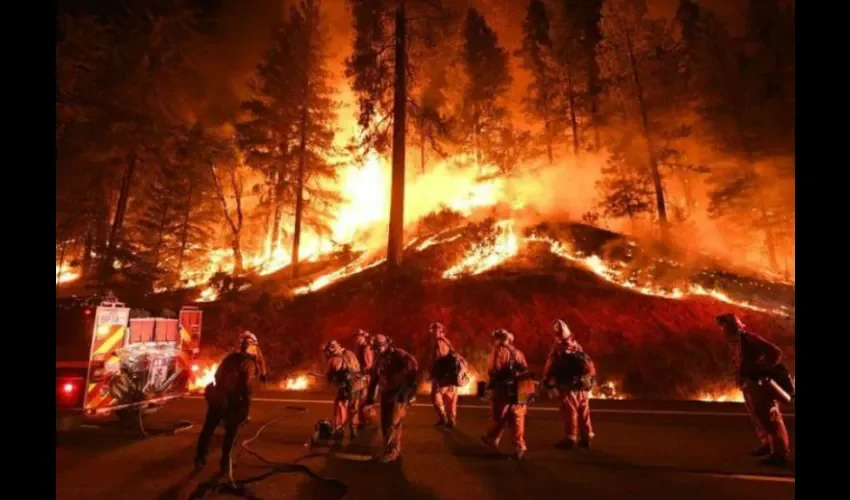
674, 0, 794, 270
596, 0, 679, 241
346, 0, 453, 268
516, 0, 561, 163
459, 8, 512, 170
286, 0, 341, 277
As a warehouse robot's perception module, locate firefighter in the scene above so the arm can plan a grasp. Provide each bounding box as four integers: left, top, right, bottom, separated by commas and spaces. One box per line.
324, 340, 363, 442
193, 331, 263, 485
429, 322, 460, 429
544, 319, 595, 450
716, 314, 791, 467
481, 329, 529, 461
365, 334, 419, 463
353, 329, 375, 428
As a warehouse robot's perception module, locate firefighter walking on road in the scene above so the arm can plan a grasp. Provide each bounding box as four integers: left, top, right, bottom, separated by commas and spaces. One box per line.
366, 334, 419, 463
193, 331, 263, 485
544, 319, 595, 450
429, 322, 464, 429
716, 314, 792, 467
324, 340, 363, 442
353, 329, 375, 428
481, 329, 529, 461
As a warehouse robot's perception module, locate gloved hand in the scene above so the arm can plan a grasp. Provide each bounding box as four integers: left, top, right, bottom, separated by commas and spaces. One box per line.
259, 374, 268, 385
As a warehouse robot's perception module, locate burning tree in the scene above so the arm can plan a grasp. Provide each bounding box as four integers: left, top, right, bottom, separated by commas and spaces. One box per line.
596, 0, 685, 242
674, 0, 794, 271
239, 0, 341, 278
56, 2, 209, 287
346, 0, 453, 269
458, 8, 513, 172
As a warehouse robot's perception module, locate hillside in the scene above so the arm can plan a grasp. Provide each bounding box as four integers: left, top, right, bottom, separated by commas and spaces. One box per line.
145, 219, 795, 401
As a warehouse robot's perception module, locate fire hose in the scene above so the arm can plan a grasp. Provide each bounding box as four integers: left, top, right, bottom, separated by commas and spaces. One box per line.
224, 407, 349, 496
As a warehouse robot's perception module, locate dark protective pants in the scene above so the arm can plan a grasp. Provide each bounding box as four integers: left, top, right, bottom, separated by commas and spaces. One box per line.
485, 395, 527, 453
195, 399, 250, 474
333, 389, 361, 437
432, 384, 458, 424
559, 389, 594, 442
742, 382, 790, 459
380, 390, 410, 458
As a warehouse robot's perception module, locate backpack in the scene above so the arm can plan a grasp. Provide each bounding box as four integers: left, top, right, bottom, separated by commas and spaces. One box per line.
552, 348, 596, 390
433, 350, 469, 387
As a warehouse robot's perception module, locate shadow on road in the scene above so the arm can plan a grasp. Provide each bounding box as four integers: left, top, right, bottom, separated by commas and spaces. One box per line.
436, 425, 593, 499
292, 426, 441, 500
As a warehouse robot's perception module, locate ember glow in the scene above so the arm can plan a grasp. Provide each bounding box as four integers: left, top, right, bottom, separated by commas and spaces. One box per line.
56, 265, 79, 284
527, 235, 791, 317
188, 362, 218, 393
443, 220, 519, 279
696, 387, 745, 403
280, 374, 311, 391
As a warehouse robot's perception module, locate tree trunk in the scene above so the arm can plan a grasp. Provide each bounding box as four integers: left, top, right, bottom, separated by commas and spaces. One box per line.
420, 121, 427, 174
708, 33, 778, 270
57, 239, 68, 284
232, 234, 244, 274
587, 50, 601, 151
293, 106, 308, 278
293, 7, 315, 279
151, 199, 171, 277
624, 31, 668, 241
272, 170, 284, 254
387, 0, 407, 269
100, 151, 137, 284
82, 226, 94, 277
208, 162, 244, 275
177, 177, 193, 276
565, 64, 580, 159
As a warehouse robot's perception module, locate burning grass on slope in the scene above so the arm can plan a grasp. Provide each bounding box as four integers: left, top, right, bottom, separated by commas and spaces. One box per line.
191, 269, 793, 400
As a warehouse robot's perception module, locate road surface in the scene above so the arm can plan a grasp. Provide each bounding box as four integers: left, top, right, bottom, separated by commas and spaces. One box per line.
56, 392, 795, 500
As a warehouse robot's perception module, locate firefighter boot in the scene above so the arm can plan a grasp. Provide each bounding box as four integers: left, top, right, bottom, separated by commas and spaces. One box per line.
579, 439, 592, 450
750, 444, 771, 457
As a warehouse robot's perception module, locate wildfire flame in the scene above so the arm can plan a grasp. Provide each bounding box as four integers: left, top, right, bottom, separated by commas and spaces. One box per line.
697, 387, 745, 403
56, 265, 79, 284
590, 380, 622, 400
280, 374, 311, 391
528, 235, 791, 317
443, 220, 519, 279
188, 362, 218, 392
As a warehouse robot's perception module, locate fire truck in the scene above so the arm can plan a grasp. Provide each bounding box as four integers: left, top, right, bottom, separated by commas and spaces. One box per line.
56, 295, 203, 428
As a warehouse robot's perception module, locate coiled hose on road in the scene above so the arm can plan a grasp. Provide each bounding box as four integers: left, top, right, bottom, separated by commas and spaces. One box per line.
186, 406, 349, 499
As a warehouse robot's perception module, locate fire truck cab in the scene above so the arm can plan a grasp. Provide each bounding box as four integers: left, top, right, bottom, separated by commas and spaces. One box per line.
56, 296, 203, 427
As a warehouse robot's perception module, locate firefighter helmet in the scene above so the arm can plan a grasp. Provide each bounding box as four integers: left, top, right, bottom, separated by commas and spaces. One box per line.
715, 314, 745, 331
372, 334, 391, 348
354, 329, 370, 339
323, 340, 343, 357
239, 331, 259, 345
552, 319, 572, 340
491, 328, 514, 343
429, 322, 446, 337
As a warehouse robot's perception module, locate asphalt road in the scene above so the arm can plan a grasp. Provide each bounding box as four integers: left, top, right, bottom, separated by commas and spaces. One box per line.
56, 392, 795, 500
